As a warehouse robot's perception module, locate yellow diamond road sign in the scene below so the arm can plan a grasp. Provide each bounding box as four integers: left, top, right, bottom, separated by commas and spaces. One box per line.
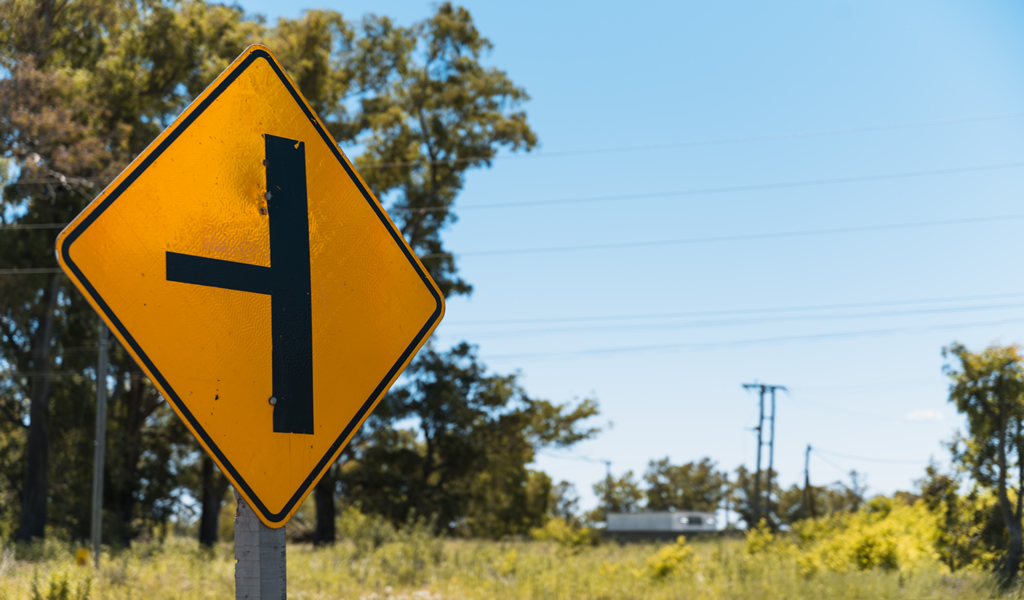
55, 45, 445, 527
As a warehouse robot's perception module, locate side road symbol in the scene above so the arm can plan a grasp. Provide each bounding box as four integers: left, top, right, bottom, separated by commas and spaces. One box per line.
166, 134, 314, 434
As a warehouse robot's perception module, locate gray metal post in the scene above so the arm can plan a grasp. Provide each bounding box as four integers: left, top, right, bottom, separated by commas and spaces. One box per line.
90, 323, 109, 568
234, 491, 286, 599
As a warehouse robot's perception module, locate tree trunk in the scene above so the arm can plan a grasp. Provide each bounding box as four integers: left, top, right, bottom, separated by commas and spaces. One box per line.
993, 381, 1022, 584
313, 467, 336, 546
999, 523, 1024, 583
16, 274, 61, 542
198, 454, 224, 547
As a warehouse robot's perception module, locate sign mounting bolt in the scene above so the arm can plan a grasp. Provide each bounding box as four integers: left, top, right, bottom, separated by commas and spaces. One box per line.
268, 396, 277, 406
264, 191, 272, 201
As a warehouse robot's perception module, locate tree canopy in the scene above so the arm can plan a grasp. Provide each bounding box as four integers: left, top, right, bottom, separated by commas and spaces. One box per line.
0, 0, 559, 545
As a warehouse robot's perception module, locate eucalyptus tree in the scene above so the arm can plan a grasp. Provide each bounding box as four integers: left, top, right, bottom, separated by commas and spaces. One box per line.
944, 342, 1024, 584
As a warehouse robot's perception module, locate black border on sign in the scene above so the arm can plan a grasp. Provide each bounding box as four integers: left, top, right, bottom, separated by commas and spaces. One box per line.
58, 50, 444, 524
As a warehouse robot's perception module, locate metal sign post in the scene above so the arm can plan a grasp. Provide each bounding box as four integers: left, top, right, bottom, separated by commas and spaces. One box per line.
234, 491, 286, 599
89, 323, 108, 568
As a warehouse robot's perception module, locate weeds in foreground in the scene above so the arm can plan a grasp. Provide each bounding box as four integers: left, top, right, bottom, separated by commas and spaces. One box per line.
0, 503, 1019, 599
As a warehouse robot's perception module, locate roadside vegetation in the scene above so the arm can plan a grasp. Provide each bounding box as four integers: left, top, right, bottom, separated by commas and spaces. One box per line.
8, 2, 1024, 598
2, 498, 1021, 600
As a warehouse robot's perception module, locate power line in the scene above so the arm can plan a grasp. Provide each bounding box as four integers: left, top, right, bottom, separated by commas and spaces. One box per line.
786, 394, 900, 423
813, 452, 853, 476
8, 111, 1022, 181
0, 268, 62, 275
0, 223, 68, 230
814, 447, 929, 465
340, 110, 1024, 169
482, 315, 1024, 362
8, 159, 1024, 229
424, 212, 1024, 258
445, 291, 1024, 326
450, 160, 1024, 213
437, 302, 1024, 340
538, 452, 611, 465
10, 212, 1024, 276
7, 210, 1024, 282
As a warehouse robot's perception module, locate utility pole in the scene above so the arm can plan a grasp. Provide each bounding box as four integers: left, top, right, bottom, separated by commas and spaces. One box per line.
603, 460, 613, 522
90, 323, 109, 568
723, 472, 731, 530
765, 385, 783, 527
742, 383, 766, 524
742, 382, 786, 527
803, 444, 812, 520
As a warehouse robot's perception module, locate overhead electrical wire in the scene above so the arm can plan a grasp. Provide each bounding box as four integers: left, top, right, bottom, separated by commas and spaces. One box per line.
813, 451, 857, 476
814, 447, 930, 465
446, 291, 1024, 326
16, 109, 1010, 176
449, 160, 1024, 213
785, 392, 902, 423
6, 210, 1024, 276
6, 209, 1024, 276
481, 315, 1024, 362
0, 268, 62, 275
538, 452, 610, 465
437, 302, 1024, 340
423, 212, 1024, 258
6, 108, 1024, 187
6, 159, 1024, 224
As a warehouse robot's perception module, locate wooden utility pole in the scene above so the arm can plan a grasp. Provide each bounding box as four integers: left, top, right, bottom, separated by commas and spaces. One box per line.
603, 460, 613, 521
766, 386, 779, 526
742, 383, 787, 526
743, 383, 766, 524
803, 444, 813, 520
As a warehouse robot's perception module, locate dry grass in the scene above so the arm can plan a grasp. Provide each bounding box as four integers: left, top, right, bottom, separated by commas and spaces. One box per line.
0, 533, 1011, 600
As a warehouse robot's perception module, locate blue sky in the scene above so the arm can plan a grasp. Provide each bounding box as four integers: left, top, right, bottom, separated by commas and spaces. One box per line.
242, 0, 1024, 510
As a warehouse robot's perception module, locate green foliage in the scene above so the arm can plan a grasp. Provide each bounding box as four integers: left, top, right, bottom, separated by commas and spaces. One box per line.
775, 471, 870, 526
341, 343, 598, 538
0, 0, 541, 546
588, 470, 644, 524
548, 480, 582, 526
943, 342, 1024, 581
644, 457, 725, 512
0, 534, 1008, 599
351, 3, 538, 297
919, 464, 999, 572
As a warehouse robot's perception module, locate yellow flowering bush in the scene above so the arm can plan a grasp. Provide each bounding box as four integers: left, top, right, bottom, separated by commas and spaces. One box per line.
643, 535, 697, 580
792, 497, 940, 577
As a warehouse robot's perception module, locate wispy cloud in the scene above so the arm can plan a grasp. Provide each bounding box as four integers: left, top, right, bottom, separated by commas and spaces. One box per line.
906, 409, 943, 421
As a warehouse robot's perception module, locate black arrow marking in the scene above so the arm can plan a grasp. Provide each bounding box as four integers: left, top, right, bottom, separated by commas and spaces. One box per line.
167, 134, 314, 434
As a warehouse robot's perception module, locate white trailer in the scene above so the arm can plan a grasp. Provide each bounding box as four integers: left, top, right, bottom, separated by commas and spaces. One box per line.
605, 511, 717, 540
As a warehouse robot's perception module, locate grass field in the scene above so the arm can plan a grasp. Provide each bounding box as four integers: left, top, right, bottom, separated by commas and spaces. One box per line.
0, 531, 1014, 600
